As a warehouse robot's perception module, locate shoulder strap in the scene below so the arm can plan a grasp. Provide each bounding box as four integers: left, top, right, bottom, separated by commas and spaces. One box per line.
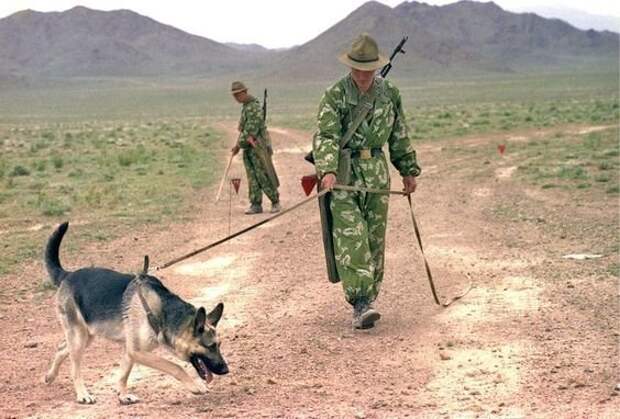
339, 85, 378, 151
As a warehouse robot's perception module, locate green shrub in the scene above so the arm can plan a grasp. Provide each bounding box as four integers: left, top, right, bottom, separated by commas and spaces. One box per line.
557, 165, 588, 180
9, 165, 30, 177
594, 174, 610, 183
52, 155, 64, 170
37, 194, 70, 216
35, 160, 47, 172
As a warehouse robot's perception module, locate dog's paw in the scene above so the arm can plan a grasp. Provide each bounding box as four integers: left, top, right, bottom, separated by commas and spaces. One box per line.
76, 392, 96, 404
118, 393, 140, 405
187, 381, 208, 395
43, 373, 56, 384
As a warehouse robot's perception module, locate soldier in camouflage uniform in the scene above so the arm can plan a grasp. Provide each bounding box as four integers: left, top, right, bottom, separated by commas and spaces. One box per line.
312, 34, 421, 329
231, 81, 281, 214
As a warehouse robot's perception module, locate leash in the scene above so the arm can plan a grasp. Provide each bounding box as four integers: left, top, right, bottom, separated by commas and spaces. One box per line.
154, 185, 471, 306
154, 188, 330, 271
134, 255, 161, 334
335, 185, 472, 306
405, 194, 472, 306
134, 256, 173, 345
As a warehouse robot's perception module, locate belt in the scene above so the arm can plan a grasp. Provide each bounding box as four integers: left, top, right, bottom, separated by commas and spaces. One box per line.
347, 148, 383, 160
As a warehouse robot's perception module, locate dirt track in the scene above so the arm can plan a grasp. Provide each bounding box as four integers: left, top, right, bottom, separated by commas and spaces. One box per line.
1, 122, 618, 418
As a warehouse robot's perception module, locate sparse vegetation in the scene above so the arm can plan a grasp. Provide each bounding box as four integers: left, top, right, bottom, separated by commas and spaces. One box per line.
0, 119, 224, 273
0, 72, 617, 276
516, 127, 619, 192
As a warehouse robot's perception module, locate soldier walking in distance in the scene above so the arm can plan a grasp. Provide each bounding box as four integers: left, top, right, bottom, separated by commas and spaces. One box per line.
312, 34, 421, 329
230, 81, 281, 214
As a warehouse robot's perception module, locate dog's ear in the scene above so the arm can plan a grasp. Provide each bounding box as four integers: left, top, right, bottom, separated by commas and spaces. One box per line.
194, 307, 206, 335
206, 302, 224, 328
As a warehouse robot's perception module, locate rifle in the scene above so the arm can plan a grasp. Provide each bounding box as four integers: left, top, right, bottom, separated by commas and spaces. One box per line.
379, 35, 408, 78
263, 88, 268, 123
304, 35, 409, 165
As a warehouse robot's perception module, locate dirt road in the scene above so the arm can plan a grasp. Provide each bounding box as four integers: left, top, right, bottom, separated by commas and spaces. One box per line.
1, 123, 618, 418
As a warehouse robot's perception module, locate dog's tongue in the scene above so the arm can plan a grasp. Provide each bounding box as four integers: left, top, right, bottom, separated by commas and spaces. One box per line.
197, 358, 214, 383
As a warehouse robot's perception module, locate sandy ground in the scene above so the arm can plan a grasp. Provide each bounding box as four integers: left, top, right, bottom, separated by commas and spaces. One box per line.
0, 122, 618, 418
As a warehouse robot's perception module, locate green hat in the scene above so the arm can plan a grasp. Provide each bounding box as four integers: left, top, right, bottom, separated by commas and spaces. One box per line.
338, 33, 389, 71
231, 81, 248, 94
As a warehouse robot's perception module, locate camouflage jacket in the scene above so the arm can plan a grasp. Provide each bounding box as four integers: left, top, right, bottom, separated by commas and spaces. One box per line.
312, 74, 421, 179
237, 96, 269, 150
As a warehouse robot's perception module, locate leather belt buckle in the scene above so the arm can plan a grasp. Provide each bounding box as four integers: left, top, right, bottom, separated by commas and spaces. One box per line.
360, 149, 371, 160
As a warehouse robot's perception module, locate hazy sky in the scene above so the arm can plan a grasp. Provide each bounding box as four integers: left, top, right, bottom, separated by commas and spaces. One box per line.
2, 1, 619, 48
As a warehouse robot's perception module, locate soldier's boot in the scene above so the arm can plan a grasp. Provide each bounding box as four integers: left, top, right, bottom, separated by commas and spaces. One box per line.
352, 301, 381, 329
270, 202, 281, 213
244, 204, 263, 215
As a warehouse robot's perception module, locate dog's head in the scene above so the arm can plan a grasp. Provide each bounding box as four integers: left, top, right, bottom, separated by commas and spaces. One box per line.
176, 303, 229, 383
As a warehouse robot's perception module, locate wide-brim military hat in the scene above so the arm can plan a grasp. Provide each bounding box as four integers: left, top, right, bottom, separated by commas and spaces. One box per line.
338, 33, 389, 71
231, 81, 248, 94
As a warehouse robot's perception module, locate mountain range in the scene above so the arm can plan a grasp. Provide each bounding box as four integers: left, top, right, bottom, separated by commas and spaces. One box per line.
0, 1, 617, 82
514, 6, 620, 33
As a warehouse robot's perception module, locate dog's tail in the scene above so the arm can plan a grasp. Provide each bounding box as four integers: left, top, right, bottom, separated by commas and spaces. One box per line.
45, 221, 70, 286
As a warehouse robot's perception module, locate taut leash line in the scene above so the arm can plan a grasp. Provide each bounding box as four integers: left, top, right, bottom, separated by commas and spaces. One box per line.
333, 184, 407, 195
155, 188, 330, 271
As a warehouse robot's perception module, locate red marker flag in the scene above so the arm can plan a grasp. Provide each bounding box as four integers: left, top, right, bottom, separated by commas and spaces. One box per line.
301, 175, 318, 196
498, 144, 506, 156
231, 178, 241, 194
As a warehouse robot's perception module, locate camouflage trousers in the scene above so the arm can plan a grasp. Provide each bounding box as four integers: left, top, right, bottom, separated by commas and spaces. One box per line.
242, 149, 279, 206
330, 157, 390, 306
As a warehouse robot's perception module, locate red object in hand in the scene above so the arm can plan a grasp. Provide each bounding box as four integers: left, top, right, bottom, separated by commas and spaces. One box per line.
248, 136, 257, 147
231, 178, 241, 194
498, 144, 506, 155
301, 175, 318, 196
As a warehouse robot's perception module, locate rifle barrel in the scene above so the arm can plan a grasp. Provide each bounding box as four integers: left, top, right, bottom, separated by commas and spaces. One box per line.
263, 88, 268, 122
379, 36, 408, 79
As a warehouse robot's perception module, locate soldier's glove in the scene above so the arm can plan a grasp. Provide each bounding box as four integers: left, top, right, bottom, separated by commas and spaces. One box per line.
247, 136, 258, 148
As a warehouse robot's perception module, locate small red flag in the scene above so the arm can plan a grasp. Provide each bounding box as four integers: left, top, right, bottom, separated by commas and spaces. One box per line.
301, 175, 318, 196
498, 144, 506, 155
231, 178, 241, 194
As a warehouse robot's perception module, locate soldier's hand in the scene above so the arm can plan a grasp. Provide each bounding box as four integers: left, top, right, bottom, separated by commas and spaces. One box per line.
247, 136, 257, 148
321, 173, 337, 191
231, 144, 240, 155
402, 175, 417, 194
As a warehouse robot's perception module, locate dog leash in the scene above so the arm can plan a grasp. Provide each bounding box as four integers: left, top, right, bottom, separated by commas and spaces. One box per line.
155, 188, 330, 271
335, 185, 472, 306
134, 256, 173, 345
154, 185, 471, 306
405, 194, 472, 306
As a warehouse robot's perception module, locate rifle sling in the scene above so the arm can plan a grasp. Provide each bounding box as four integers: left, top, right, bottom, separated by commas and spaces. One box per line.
339, 86, 377, 151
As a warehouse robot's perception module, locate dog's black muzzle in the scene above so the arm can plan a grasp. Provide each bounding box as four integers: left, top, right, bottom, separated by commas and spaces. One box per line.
190, 354, 229, 379
205, 357, 229, 375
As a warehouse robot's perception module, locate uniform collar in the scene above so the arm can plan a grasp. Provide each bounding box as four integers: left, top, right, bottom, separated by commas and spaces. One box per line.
343, 74, 379, 106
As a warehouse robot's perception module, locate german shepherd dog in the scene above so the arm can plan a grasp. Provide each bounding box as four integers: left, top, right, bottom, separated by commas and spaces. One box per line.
43, 222, 229, 404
